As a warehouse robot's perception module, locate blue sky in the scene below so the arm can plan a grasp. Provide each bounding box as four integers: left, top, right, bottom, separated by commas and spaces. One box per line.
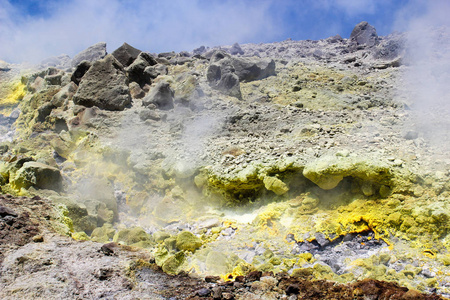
0, 0, 447, 63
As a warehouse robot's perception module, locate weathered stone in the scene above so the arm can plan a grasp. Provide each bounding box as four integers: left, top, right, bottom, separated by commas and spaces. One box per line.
111, 42, 142, 67
12, 161, 62, 191
263, 176, 289, 195
142, 81, 174, 110
51, 82, 77, 107
112, 226, 152, 246
230, 42, 244, 55
71, 42, 107, 67
303, 155, 391, 190
175, 231, 202, 252
71, 61, 91, 85
73, 55, 131, 111
350, 21, 379, 47
125, 52, 157, 87
231, 57, 276, 82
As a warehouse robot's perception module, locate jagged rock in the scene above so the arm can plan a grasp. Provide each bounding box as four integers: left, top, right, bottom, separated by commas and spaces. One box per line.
71, 42, 107, 67
71, 61, 91, 85
206, 50, 275, 98
111, 42, 142, 67
193, 45, 206, 55
129, 82, 145, 99
143, 64, 167, 80
207, 51, 241, 98
51, 82, 77, 107
231, 56, 276, 82
44, 67, 64, 86
11, 162, 62, 191
36, 102, 55, 122
125, 52, 157, 87
142, 81, 174, 110
73, 54, 131, 111
374, 33, 405, 61
230, 42, 244, 55
175, 231, 202, 252
350, 21, 379, 47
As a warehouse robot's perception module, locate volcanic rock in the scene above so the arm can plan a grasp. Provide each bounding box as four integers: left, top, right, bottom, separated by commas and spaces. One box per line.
51, 81, 77, 107
11, 161, 62, 191
71, 60, 91, 85
230, 42, 244, 55
111, 42, 142, 67
125, 52, 157, 87
73, 54, 131, 111
142, 81, 174, 110
71, 42, 107, 67
350, 21, 379, 48
231, 56, 276, 82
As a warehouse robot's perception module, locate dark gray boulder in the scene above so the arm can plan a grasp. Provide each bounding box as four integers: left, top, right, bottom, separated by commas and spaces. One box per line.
125, 52, 158, 87
206, 50, 275, 98
73, 55, 131, 111
111, 42, 142, 67
350, 21, 379, 47
71, 42, 107, 67
142, 81, 174, 110
193, 46, 206, 55
71, 61, 91, 85
231, 57, 276, 82
230, 42, 244, 55
144, 64, 168, 80
206, 51, 241, 99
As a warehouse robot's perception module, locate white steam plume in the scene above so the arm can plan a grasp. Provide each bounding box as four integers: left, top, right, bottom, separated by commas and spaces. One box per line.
398, 0, 450, 149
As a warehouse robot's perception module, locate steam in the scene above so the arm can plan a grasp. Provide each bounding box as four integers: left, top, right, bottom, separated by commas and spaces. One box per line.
1, 0, 410, 64
398, 0, 450, 149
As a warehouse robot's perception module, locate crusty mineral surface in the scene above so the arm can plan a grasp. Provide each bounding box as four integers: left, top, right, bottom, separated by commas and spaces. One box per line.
0, 22, 449, 299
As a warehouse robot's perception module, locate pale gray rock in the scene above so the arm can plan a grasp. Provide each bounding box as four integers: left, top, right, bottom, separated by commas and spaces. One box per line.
350, 21, 379, 47
142, 81, 174, 110
230, 42, 244, 55
71, 42, 107, 67
51, 82, 77, 107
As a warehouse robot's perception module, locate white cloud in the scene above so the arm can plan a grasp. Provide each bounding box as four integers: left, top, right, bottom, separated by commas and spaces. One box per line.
0, 0, 278, 63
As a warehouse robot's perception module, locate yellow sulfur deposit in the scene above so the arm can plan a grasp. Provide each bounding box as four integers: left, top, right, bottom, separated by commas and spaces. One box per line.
0, 80, 26, 115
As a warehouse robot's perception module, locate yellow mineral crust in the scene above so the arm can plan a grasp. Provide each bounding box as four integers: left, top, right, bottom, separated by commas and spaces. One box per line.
0, 80, 26, 115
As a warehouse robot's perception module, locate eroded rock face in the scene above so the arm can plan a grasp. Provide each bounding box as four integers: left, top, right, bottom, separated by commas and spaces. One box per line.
73, 54, 131, 110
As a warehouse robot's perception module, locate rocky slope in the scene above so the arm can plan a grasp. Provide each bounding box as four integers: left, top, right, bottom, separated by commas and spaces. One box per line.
0, 21, 449, 299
